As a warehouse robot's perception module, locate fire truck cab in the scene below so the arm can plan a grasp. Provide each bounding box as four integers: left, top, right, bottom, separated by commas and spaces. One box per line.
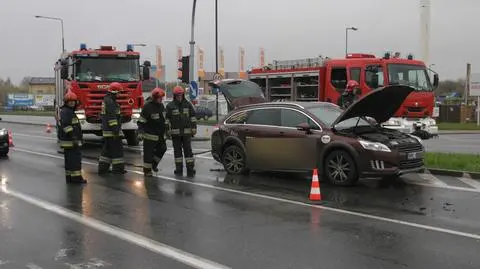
248, 52, 439, 137
54, 44, 150, 146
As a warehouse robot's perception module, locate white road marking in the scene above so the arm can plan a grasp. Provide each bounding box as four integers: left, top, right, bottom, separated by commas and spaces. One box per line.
458, 177, 480, 190
1, 166, 230, 269
26, 263, 43, 269
417, 173, 449, 187
65, 258, 112, 268
13, 133, 214, 160
0, 260, 11, 265
11, 148, 480, 242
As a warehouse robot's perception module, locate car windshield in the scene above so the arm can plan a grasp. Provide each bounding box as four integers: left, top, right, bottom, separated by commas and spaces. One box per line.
307, 105, 373, 129
74, 57, 140, 82
387, 64, 433, 91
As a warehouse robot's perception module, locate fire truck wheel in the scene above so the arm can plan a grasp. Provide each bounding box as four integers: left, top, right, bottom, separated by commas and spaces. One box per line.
124, 130, 140, 146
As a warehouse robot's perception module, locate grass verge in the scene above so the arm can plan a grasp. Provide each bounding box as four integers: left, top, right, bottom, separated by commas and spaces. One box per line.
438, 122, 480, 130
425, 152, 480, 173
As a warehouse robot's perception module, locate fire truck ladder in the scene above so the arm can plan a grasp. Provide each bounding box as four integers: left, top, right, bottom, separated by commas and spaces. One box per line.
271, 57, 325, 70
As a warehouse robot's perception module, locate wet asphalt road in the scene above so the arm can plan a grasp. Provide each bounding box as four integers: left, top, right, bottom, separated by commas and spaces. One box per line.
1, 123, 480, 268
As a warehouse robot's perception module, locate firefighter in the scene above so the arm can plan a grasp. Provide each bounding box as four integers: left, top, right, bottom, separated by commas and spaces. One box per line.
98, 82, 126, 175
59, 91, 86, 184
338, 80, 361, 109
165, 86, 197, 177
137, 88, 168, 177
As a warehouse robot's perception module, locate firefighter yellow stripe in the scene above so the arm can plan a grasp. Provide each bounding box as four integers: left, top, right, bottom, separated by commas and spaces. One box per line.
108, 120, 118, 126
63, 126, 73, 133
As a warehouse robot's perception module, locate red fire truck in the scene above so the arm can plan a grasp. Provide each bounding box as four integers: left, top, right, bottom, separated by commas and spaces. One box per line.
248, 52, 440, 137
54, 44, 150, 145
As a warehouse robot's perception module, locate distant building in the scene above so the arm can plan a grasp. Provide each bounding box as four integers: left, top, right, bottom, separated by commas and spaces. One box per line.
28, 77, 55, 94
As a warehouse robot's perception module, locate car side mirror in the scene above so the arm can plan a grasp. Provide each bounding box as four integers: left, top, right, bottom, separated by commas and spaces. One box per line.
296, 123, 312, 134
142, 66, 150, 81
433, 74, 439, 89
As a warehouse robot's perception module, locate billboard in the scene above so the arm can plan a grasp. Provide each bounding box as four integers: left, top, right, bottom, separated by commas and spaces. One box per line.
35, 94, 55, 106
470, 73, 480, 97
7, 93, 34, 106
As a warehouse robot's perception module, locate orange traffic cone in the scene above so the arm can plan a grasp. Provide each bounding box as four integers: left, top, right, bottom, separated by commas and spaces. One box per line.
8, 130, 13, 147
309, 168, 321, 201
46, 123, 52, 133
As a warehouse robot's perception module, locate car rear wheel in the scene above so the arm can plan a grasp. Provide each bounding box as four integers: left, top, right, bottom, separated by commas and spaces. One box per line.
324, 149, 358, 186
203, 115, 209, 120
0, 150, 8, 157
222, 145, 249, 175
124, 130, 140, 146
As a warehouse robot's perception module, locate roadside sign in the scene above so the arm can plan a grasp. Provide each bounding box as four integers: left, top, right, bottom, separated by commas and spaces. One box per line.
189, 81, 198, 100
470, 73, 480, 96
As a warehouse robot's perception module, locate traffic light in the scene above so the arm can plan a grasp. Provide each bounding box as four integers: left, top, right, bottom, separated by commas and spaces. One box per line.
177, 56, 190, 84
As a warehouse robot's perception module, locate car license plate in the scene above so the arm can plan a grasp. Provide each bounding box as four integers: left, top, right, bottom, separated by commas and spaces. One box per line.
407, 151, 423, 160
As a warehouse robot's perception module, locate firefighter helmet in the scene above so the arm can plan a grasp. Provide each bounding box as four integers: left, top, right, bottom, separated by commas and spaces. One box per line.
64, 91, 78, 102
109, 82, 122, 93
346, 80, 359, 92
151, 88, 166, 100
172, 86, 185, 95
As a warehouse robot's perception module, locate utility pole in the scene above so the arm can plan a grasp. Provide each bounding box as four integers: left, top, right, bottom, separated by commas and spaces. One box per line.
189, 0, 197, 86
215, 0, 219, 122
465, 63, 471, 104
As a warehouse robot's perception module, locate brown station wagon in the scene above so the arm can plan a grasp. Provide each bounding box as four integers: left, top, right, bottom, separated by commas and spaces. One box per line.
209, 79, 425, 186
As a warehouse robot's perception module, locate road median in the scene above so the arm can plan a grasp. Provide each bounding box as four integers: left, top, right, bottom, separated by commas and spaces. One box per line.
425, 152, 480, 179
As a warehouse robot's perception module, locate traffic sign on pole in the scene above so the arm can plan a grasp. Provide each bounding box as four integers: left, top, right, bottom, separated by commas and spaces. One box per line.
189, 80, 199, 100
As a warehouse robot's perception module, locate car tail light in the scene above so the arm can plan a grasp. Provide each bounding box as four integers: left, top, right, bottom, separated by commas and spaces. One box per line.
8, 130, 13, 147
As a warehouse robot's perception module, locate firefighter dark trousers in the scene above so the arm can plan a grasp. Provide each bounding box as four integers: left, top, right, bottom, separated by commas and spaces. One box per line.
143, 137, 167, 174
64, 147, 82, 182
172, 136, 194, 174
98, 137, 125, 174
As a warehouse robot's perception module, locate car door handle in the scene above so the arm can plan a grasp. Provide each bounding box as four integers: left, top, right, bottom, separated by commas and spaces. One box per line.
279, 131, 285, 135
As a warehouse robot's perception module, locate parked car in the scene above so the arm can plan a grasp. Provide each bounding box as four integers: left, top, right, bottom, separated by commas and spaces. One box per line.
209, 79, 424, 186
195, 106, 213, 120
0, 127, 10, 157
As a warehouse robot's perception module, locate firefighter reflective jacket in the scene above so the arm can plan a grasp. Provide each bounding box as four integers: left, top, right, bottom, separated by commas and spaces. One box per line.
59, 105, 82, 148
101, 93, 122, 137
137, 100, 166, 141
165, 98, 197, 136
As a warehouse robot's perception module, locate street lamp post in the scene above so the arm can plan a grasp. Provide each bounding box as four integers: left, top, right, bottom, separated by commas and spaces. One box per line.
215, 0, 219, 122
35, 15, 65, 52
345, 27, 358, 57
189, 0, 197, 86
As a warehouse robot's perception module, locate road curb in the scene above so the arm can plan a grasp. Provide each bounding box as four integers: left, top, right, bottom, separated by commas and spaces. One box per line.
427, 168, 480, 180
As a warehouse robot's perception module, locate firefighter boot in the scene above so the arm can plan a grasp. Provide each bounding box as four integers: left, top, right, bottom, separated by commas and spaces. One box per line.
186, 167, 196, 178
174, 165, 183, 176
143, 167, 153, 177
152, 161, 159, 172
98, 162, 110, 175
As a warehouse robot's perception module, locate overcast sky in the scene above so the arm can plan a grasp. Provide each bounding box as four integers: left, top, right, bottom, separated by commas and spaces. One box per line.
0, 0, 478, 84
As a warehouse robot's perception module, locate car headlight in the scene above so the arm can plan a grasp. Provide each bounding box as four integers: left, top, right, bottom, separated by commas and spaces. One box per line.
132, 113, 141, 119
0, 129, 6, 136
359, 140, 391, 152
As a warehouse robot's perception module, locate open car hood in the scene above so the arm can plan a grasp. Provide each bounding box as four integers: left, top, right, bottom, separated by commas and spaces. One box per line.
209, 79, 266, 111
332, 85, 415, 126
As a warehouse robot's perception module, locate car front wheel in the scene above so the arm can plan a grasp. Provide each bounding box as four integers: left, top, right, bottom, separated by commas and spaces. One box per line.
222, 145, 249, 175
324, 149, 358, 186
0, 150, 8, 157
